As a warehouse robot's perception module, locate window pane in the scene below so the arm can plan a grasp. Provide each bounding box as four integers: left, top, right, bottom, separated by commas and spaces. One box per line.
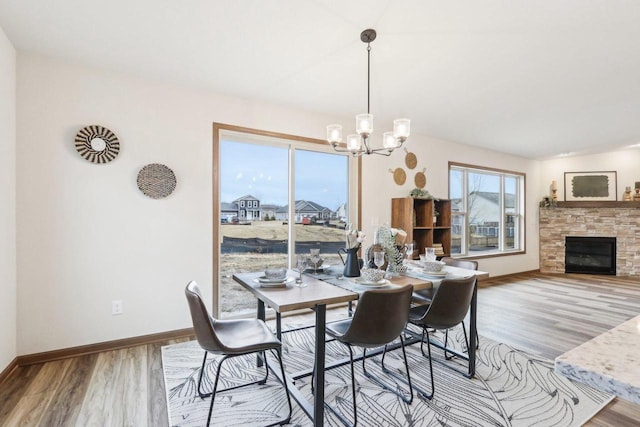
468, 172, 500, 253
504, 176, 517, 250
219, 140, 289, 318
449, 169, 463, 255
294, 150, 348, 269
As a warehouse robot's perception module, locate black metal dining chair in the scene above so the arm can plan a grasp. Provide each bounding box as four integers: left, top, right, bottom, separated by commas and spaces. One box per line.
412, 257, 480, 352
184, 281, 292, 426
322, 284, 414, 427
407, 275, 477, 400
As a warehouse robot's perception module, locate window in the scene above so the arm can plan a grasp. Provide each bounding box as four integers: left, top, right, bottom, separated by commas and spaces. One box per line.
449, 162, 525, 257
214, 124, 358, 318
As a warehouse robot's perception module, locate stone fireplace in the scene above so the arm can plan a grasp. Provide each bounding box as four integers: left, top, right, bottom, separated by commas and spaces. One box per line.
539, 202, 640, 276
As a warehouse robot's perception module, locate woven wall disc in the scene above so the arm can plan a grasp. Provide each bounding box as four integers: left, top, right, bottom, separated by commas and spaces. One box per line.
415, 168, 427, 188
404, 148, 417, 169
389, 167, 406, 185
75, 125, 120, 163
137, 163, 177, 199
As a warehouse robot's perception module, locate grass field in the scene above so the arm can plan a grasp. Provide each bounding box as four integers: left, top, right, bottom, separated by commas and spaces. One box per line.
219, 221, 346, 316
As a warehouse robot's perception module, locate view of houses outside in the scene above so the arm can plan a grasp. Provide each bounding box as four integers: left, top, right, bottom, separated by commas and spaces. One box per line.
450, 168, 518, 255
219, 139, 349, 317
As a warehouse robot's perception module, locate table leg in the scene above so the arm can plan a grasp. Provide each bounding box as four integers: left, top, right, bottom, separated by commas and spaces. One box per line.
276, 312, 282, 341
257, 300, 265, 368
468, 281, 477, 377
313, 304, 326, 427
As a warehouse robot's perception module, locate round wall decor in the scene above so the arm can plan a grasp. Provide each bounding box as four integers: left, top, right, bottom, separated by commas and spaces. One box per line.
75, 125, 120, 163
137, 163, 177, 199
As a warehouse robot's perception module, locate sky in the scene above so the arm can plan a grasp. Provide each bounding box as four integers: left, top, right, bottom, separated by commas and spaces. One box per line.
220, 139, 348, 210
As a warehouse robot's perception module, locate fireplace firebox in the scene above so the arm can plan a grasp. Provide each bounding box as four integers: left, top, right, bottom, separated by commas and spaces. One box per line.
565, 236, 616, 275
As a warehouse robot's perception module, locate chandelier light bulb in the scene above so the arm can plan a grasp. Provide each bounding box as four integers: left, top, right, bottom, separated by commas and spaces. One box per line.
327, 124, 343, 144
346, 134, 361, 152
393, 118, 410, 139
356, 113, 373, 136
382, 131, 398, 149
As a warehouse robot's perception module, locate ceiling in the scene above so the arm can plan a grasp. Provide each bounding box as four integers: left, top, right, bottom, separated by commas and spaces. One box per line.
2, 0, 640, 159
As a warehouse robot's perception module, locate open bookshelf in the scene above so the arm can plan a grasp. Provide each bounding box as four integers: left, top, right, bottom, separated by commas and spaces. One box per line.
391, 197, 452, 259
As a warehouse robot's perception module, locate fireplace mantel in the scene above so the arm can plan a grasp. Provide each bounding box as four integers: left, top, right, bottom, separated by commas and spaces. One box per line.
539, 205, 640, 276
554, 201, 640, 208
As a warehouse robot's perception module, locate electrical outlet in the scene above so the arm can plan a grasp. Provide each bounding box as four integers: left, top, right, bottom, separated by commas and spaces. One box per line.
112, 300, 123, 315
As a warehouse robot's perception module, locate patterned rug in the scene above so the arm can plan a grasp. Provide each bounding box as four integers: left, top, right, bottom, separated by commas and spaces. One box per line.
162, 323, 612, 426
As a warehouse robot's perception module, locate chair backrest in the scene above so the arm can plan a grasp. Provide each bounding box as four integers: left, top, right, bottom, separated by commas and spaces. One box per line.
342, 284, 413, 347
417, 276, 476, 330
185, 281, 226, 353
441, 257, 478, 271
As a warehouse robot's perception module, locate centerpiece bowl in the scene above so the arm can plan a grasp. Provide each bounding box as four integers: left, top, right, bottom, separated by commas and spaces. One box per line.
360, 267, 385, 282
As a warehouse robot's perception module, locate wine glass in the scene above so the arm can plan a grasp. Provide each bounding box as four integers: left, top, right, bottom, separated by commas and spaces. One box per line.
295, 254, 308, 287
310, 248, 321, 273
404, 242, 414, 263
373, 251, 385, 270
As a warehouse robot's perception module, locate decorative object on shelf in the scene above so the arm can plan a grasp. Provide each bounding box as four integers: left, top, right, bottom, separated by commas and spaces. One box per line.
74, 125, 120, 164
326, 29, 410, 156
564, 171, 617, 201
404, 148, 417, 169
137, 163, 177, 199
409, 187, 434, 199
634, 182, 640, 201
624, 186, 632, 201
389, 167, 407, 185
414, 168, 427, 188
551, 180, 558, 202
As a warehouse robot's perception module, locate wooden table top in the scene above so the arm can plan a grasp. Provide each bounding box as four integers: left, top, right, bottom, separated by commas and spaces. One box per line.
233, 265, 487, 314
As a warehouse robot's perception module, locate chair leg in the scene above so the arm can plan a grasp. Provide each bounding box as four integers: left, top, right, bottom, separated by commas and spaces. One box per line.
273, 348, 293, 426
206, 354, 228, 426
198, 351, 210, 398
369, 337, 414, 404
416, 327, 435, 400
204, 350, 292, 427
460, 321, 480, 350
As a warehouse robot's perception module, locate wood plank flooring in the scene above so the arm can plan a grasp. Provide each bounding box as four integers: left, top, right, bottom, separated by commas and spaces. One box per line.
1, 272, 639, 426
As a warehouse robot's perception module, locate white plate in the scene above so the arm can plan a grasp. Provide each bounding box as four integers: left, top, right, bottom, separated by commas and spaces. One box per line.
353, 278, 388, 287
422, 271, 447, 278
257, 275, 288, 283
255, 276, 294, 287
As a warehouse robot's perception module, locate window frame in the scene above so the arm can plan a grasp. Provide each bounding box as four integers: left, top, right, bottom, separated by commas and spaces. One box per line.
212, 123, 361, 317
449, 161, 526, 259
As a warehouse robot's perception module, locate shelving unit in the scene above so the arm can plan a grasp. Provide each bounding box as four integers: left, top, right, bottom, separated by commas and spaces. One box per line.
391, 197, 452, 259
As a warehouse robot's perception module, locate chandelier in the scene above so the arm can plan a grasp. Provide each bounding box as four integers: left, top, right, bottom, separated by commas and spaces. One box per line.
327, 29, 410, 156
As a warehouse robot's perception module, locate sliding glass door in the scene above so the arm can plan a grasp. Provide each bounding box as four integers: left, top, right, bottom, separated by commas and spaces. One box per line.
214, 125, 356, 318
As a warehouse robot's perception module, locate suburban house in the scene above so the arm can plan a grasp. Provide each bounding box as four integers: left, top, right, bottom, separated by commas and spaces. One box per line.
220, 197, 333, 223
275, 200, 335, 222
1, 2, 640, 426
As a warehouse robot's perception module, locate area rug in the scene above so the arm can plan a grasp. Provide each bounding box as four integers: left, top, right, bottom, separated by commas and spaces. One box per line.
162, 324, 613, 426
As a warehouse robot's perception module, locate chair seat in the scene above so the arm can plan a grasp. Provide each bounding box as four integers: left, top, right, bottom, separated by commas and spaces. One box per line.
212, 318, 281, 354
412, 288, 434, 305
326, 318, 351, 340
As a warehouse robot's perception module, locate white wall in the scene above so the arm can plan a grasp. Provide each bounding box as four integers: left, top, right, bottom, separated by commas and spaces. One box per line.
15, 53, 348, 355
16, 53, 543, 355
540, 150, 640, 202
0, 24, 17, 370
361, 136, 541, 277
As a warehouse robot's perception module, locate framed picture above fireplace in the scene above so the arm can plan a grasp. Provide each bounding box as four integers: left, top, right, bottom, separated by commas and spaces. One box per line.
564, 171, 617, 201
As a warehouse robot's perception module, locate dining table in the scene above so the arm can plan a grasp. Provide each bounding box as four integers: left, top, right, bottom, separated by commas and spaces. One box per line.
233, 263, 488, 427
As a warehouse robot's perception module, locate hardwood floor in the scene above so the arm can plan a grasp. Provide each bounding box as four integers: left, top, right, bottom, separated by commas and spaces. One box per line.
1, 272, 639, 426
